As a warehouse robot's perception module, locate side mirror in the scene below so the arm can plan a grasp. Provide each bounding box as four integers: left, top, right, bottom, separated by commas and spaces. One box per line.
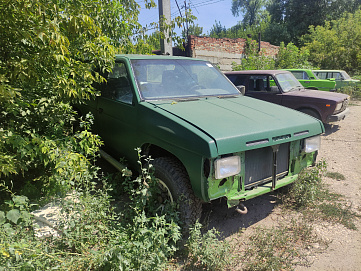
237, 85, 245, 95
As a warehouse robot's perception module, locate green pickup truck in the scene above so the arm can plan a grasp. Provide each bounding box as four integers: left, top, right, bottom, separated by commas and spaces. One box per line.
285, 69, 336, 91
76, 55, 324, 225
313, 70, 360, 89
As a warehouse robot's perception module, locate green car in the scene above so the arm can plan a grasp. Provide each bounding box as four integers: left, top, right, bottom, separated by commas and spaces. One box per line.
313, 70, 360, 89
285, 69, 336, 91
76, 55, 324, 224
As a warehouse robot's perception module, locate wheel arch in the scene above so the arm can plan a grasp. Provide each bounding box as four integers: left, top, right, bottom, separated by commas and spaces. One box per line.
296, 107, 322, 121
141, 143, 207, 201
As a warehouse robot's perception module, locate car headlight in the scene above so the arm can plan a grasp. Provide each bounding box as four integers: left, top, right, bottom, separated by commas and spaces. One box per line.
304, 135, 321, 153
214, 156, 241, 179
334, 102, 342, 112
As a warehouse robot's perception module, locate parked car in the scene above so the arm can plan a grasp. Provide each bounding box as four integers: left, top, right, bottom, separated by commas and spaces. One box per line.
284, 69, 336, 91
75, 55, 324, 224
313, 70, 360, 89
224, 70, 349, 124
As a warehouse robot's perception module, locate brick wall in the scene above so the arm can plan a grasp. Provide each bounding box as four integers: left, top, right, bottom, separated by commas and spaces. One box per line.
188, 36, 279, 71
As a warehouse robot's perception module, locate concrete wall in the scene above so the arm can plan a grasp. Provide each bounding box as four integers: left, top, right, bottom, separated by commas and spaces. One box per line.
188, 36, 279, 71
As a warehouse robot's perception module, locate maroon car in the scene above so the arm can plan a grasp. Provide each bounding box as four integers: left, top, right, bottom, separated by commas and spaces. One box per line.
224, 70, 350, 124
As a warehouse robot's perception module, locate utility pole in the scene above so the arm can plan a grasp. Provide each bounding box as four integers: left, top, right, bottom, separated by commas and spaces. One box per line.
158, 0, 172, 55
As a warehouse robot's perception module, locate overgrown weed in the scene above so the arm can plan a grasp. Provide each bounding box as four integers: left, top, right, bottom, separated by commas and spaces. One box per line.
279, 160, 359, 229
241, 218, 327, 271
184, 221, 230, 270
337, 84, 361, 100
0, 150, 231, 270
325, 171, 346, 180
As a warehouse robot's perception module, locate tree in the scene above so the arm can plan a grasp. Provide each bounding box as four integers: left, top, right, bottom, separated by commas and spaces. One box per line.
182, 24, 203, 39
275, 42, 311, 69
232, 39, 276, 70
231, 0, 267, 26
0, 0, 155, 198
302, 9, 361, 73
209, 21, 227, 38
266, 0, 361, 45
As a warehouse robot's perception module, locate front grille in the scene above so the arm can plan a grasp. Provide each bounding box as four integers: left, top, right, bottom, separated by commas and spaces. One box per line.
244, 143, 290, 189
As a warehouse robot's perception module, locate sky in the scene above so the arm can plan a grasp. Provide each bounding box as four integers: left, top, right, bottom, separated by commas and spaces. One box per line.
137, 0, 239, 36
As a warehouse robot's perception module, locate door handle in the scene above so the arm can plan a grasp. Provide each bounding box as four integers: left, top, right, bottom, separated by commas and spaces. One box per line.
304, 81, 310, 83
98, 107, 104, 113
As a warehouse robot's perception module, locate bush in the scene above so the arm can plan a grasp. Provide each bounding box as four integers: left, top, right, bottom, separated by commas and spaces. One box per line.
185, 221, 230, 270
281, 160, 327, 209
0, 165, 182, 270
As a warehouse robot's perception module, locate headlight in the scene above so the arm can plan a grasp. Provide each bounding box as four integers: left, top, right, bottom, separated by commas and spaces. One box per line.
304, 135, 321, 153
334, 102, 342, 112
214, 156, 241, 179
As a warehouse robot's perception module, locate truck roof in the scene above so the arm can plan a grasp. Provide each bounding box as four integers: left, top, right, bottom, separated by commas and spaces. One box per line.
224, 70, 291, 76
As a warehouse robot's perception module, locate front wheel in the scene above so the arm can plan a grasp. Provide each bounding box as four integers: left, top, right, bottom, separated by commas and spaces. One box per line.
153, 157, 202, 228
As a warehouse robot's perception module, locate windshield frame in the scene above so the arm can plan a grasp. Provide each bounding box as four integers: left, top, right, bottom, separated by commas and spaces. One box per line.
130, 59, 241, 101
275, 72, 304, 93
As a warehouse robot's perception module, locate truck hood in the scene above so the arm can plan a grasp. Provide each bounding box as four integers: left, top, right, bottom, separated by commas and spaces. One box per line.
149, 96, 324, 155
285, 89, 349, 102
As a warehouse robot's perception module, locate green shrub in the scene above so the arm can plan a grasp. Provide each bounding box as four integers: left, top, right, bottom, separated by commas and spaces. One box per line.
185, 221, 230, 270
337, 85, 361, 100
0, 169, 182, 270
282, 160, 327, 209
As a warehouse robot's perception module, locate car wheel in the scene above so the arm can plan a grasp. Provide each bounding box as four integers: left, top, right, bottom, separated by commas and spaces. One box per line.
299, 108, 321, 120
153, 157, 202, 228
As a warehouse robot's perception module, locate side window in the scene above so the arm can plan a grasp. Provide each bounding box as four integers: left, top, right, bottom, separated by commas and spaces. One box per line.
101, 62, 133, 104
333, 72, 342, 80
292, 71, 303, 80
249, 76, 267, 92
317, 72, 327, 79
302, 72, 309, 80
227, 75, 247, 87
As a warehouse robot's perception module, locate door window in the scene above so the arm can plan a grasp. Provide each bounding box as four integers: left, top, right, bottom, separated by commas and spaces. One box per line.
101, 62, 133, 104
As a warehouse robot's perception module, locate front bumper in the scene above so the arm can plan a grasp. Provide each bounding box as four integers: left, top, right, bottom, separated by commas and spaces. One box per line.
326, 108, 349, 123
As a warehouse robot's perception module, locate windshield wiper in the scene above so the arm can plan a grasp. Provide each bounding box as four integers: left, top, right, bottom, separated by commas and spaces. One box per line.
217, 95, 239, 99
174, 97, 200, 102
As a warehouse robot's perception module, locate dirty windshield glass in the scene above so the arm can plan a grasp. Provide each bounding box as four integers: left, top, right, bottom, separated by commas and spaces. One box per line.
131, 59, 240, 100
275, 73, 303, 93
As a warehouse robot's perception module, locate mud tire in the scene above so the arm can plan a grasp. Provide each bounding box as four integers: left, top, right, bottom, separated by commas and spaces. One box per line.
153, 157, 202, 228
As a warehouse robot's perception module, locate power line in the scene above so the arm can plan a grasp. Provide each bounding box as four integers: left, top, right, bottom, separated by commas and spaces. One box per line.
139, 0, 228, 34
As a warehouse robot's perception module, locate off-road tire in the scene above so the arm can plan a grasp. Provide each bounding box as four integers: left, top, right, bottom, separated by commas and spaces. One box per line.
153, 157, 202, 228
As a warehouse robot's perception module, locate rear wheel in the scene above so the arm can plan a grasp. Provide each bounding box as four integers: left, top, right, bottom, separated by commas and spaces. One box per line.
153, 157, 202, 228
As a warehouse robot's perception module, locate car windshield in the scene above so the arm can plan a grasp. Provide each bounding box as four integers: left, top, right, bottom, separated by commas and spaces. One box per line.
131, 59, 240, 100
340, 71, 351, 80
275, 72, 303, 93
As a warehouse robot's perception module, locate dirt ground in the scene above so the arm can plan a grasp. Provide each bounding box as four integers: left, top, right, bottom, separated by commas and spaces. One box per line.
201, 101, 361, 270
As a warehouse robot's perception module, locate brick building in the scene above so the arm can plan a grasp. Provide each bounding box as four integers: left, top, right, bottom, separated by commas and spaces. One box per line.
187, 35, 279, 71
155, 35, 280, 72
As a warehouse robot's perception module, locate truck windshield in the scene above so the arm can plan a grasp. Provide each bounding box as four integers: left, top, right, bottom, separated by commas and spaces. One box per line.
275, 72, 303, 93
340, 71, 351, 80
131, 59, 240, 100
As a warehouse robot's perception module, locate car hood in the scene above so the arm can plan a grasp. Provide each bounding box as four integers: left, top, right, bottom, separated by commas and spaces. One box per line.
149, 96, 324, 155
285, 89, 349, 102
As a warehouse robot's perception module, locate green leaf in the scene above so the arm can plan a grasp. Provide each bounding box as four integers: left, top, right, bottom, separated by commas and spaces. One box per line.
0, 211, 5, 225
6, 209, 21, 224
